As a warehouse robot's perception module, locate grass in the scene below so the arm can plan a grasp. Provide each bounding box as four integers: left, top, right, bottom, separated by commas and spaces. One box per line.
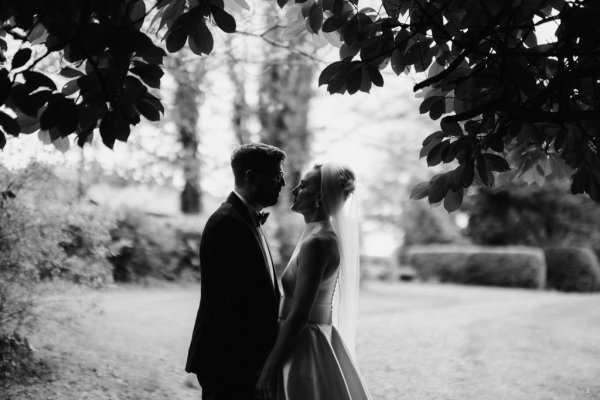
4, 281, 600, 400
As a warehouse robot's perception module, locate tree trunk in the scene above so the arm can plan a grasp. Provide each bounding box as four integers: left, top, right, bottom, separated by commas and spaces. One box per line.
171, 55, 205, 214
257, 14, 316, 268
226, 36, 252, 145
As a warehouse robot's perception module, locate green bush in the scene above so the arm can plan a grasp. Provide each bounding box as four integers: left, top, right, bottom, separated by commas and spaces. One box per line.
0, 163, 117, 339
401, 200, 468, 246
544, 248, 600, 292
405, 245, 546, 289
0, 193, 67, 336
0, 333, 50, 385
465, 183, 600, 249
59, 203, 116, 287
108, 209, 201, 282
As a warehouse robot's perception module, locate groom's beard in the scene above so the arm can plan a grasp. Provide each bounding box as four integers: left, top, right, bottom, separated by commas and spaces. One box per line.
258, 190, 281, 208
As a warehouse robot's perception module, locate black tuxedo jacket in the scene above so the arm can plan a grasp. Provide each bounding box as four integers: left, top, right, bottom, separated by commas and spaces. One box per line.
185, 192, 281, 385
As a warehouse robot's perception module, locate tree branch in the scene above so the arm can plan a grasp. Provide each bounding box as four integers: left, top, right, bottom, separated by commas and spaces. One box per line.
442, 99, 502, 123
235, 30, 326, 63
413, 1, 513, 92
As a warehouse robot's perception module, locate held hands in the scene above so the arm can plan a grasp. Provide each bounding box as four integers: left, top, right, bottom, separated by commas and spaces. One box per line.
255, 365, 276, 400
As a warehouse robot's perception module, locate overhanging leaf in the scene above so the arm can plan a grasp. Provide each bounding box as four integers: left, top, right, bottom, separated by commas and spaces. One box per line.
56, 99, 78, 135
410, 181, 430, 200
476, 156, 489, 185
318, 60, 345, 86
0, 69, 11, 106
136, 98, 162, 121
340, 43, 360, 60
367, 66, 383, 87
211, 6, 236, 33
0, 111, 20, 136
441, 120, 462, 137
308, 2, 324, 33
483, 153, 510, 172
130, 63, 164, 88
62, 79, 80, 96
428, 173, 450, 203
52, 136, 71, 153
322, 16, 345, 33
460, 160, 475, 187
60, 67, 84, 78
346, 66, 362, 94
23, 70, 57, 91
166, 18, 188, 53
11, 48, 32, 70
188, 20, 214, 55
129, 0, 147, 31
427, 141, 449, 166
443, 188, 464, 212
390, 49, 406, 75
359, 68, 372, 93
38, 129, 52, 145
429, 98, 444, 120
419, 96, 441, 114
15, 111, 40, 134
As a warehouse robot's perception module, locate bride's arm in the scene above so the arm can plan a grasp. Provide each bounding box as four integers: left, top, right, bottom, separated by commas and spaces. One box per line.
256, 234, 336, 395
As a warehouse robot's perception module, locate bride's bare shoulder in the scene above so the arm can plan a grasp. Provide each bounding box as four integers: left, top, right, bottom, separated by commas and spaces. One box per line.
300, 230, 339, 260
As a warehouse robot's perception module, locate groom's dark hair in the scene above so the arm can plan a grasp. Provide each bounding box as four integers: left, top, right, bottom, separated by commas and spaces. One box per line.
231, 143, 286, 186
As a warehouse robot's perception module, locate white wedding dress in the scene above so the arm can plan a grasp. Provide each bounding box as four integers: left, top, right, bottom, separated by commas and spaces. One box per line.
275, 221, 371, 400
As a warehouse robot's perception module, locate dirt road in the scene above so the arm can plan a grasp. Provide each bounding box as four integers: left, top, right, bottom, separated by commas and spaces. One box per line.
5, 282, 600, 400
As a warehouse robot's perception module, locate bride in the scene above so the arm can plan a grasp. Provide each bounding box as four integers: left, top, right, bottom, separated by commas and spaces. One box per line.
256, 163, 371, 400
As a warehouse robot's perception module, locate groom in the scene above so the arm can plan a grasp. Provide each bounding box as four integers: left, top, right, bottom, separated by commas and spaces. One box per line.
185, 143, 286, 400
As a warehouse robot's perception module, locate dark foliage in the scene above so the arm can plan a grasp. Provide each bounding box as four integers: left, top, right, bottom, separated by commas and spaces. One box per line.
465, 183, 600, 248
1, 1, 599, 208
0, 333, 51, 387
108, 209, 201, 282
314, 0, 600, 208
544, 247, 600, 292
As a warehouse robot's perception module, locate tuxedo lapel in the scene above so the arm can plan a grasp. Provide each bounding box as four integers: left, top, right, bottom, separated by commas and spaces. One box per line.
262, 238, 281, 298
226, 192, 279, 298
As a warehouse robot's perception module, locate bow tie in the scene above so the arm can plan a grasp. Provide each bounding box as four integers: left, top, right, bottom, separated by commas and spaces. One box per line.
256, 211, 269, 226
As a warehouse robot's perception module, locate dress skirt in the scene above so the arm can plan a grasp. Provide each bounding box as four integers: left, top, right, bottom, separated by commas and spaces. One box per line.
275, 322, 371, 400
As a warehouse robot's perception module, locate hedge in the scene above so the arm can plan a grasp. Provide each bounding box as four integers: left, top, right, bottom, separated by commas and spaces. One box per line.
405, 245, 546, 289
544, 247, 600, 292
108, 209, 202, 282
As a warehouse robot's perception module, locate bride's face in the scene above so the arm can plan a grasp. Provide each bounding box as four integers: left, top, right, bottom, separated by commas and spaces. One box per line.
290, 168, 321, 214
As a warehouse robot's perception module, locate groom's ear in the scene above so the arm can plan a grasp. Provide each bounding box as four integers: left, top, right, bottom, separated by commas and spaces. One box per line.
244, 169, 255, 185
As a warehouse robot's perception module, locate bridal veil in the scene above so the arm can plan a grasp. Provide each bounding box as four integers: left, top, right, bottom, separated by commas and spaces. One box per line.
320, 163, 360, 358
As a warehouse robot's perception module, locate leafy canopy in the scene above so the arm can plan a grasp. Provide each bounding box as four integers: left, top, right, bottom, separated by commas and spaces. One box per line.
1, 0, 599, 208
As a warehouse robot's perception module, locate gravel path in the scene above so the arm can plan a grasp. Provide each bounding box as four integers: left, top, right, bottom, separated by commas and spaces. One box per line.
356, 283, 600, 400
5, 282, 600, 399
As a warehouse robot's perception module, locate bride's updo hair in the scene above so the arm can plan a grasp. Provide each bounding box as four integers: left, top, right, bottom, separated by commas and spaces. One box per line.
315, 163, 356, 215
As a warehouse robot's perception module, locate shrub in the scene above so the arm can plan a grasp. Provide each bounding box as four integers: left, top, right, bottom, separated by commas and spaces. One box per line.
405, 245, 546, 289
59, 203, 116, 287
401, 200, 468, 246
108, 209, 201, 282
544, 247, 600, 292
0, 194, 66, 336
0, 333, 50, 385
1, 163, 117, 288
465, 183, 600, 249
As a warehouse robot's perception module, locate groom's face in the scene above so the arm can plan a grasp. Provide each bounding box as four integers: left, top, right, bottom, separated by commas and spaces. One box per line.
253, 161, 285, 207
